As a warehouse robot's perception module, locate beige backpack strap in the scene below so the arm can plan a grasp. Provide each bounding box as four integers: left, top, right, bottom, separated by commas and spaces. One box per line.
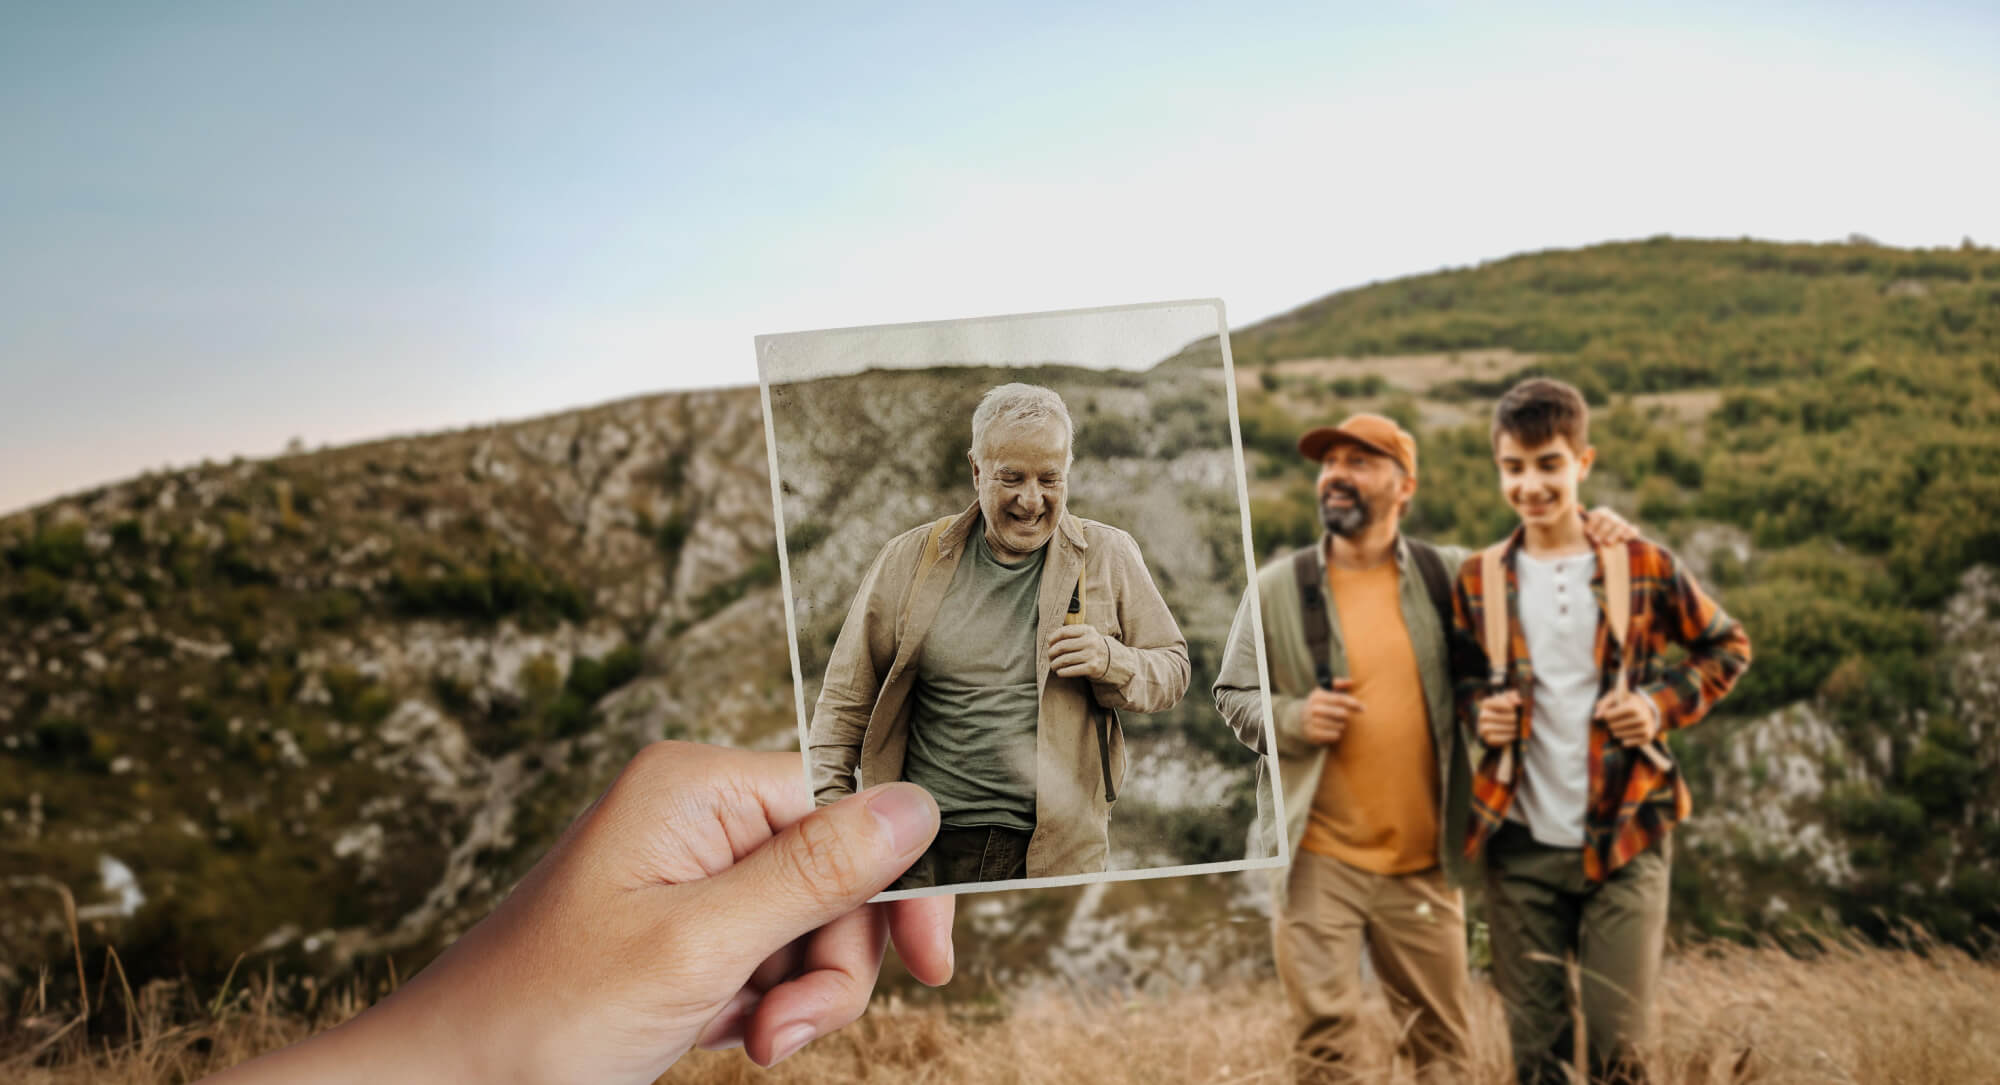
1601, 541, 1632, 693
1479, 545, 1517, 785
1599, 541, 1671, 771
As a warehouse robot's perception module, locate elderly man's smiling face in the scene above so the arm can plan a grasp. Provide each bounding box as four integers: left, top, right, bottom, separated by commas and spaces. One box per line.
970, 417, 1070, 563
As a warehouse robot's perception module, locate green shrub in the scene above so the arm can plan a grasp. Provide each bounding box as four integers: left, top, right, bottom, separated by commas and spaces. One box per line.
1074, 412, 1145, 459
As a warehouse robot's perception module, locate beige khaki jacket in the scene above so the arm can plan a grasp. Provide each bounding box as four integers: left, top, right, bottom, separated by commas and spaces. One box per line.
808, 500, 1190, 876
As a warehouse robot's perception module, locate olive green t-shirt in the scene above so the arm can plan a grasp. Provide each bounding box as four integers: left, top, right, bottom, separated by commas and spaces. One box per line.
902, 531, 1044, 832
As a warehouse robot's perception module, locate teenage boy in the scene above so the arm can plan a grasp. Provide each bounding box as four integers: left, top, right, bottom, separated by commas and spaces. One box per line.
1454, 378, 1751, 1085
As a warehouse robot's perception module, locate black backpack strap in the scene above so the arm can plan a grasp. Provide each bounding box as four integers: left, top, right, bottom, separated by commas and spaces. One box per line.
1405, 538, 1455, 636
1292, 547, 1334, 691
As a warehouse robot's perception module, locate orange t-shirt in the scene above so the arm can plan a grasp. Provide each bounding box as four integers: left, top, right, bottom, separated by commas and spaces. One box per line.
1299, 559, 1441, 873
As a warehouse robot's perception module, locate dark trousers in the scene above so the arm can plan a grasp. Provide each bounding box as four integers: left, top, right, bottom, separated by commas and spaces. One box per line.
890, 825, 1031, 890
1484, 822, 1672, 1085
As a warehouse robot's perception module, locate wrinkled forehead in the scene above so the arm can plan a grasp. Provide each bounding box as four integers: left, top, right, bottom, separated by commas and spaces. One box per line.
975, 417, 1071, 470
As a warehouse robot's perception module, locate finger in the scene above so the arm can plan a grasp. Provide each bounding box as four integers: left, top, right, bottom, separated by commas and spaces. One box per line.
888, 894, 955, 987
600, 743, 820, 889
1051, 654, 1097, 677
1329, 695, 1365, 714
750, 935, 810, 992
695, 987, 762, 1051
1049, 648, 1089, 670
743, 906, 890, 1067
675, 782, 939, 977
1048, 626, 1091, 646
694, 932, 808, 1049
1330, 677, 1354, 692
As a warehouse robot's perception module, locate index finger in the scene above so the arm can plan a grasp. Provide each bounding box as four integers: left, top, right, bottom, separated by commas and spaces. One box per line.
1048, 625, 1093, 644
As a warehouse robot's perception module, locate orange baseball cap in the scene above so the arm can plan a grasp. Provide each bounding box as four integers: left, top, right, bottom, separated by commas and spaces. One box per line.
1297, 413, 1418, 479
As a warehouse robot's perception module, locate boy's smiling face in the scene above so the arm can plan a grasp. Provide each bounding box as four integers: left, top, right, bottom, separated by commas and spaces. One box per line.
1495, 430, 1596, 531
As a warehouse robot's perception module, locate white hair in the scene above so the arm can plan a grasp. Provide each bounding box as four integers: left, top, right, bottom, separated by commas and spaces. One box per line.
969, 383, 1075, 468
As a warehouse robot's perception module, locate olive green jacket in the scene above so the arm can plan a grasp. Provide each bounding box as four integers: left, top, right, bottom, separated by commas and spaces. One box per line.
809, 500, 1190, 876
1212, 534, 1476, 896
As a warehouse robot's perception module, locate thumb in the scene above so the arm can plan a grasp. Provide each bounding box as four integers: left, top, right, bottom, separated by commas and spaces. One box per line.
1330, 677, 1354, 691
682, 783, 939, 966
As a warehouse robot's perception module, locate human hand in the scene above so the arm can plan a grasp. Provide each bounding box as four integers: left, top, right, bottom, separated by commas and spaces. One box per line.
1582, 506, 1639, 547
1302, 678, 1362, 745
1594, 688, 1660, 747
1476, 689, 1523, 747
1048, 624, 1111, 679
203, 743, 953, 1084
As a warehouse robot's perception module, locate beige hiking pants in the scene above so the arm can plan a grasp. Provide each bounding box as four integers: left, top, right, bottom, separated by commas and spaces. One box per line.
1273, 849, 1472, 1084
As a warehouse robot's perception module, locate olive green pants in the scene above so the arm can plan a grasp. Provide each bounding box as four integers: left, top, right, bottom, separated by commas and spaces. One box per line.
1484, 822, 1672, 1085
1273, 849, 1472, 1084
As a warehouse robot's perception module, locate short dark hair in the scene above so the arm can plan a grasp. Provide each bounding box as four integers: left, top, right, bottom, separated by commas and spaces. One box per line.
1491, 377, 1591, 452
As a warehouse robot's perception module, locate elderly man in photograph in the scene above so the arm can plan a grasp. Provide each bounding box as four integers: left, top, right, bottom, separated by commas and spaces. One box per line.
808, 383, 1190, 887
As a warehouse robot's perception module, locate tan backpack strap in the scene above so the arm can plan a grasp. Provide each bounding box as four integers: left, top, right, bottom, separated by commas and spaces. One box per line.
1480, 545, 1516, 785
1480, 545, 1509, 683
1601, 541, 1632, 693
1600, 540, 1672, 771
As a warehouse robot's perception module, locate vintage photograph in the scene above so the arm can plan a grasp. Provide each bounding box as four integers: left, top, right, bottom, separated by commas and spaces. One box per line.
757, 300, 1285, 895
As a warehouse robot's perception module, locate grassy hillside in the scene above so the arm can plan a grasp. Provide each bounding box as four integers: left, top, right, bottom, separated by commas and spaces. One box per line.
0, 390, 793, 996
1224, 236, 2000, 947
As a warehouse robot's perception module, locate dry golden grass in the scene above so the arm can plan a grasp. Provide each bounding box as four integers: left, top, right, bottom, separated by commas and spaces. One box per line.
7, 938, 1997, 1083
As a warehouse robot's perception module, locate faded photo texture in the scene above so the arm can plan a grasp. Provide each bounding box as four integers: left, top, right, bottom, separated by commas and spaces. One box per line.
765, 307, 1269, 873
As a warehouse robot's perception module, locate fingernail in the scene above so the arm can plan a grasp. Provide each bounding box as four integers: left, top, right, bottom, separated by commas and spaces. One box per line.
868, 785, 936, 855
768, 1022, 815, 1065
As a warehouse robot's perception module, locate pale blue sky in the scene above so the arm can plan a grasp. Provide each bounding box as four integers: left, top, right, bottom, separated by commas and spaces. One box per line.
4, 2, 1997, 514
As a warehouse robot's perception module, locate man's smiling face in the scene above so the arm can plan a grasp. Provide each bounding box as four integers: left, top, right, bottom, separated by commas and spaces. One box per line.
1316, 441, 1407, 538
971, 417, 1069, 562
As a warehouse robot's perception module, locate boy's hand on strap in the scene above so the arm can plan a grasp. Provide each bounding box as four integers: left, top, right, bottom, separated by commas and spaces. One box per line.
1302, 677, 1362, 745
1476, 689, 1522, 747
1594, 688, 1661, 746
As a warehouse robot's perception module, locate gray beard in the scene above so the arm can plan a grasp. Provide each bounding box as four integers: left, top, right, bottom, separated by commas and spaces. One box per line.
1319, 485, 1370, 538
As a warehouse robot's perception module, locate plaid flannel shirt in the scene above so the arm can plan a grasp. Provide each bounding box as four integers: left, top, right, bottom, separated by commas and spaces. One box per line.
1449, 527, 1752, 880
